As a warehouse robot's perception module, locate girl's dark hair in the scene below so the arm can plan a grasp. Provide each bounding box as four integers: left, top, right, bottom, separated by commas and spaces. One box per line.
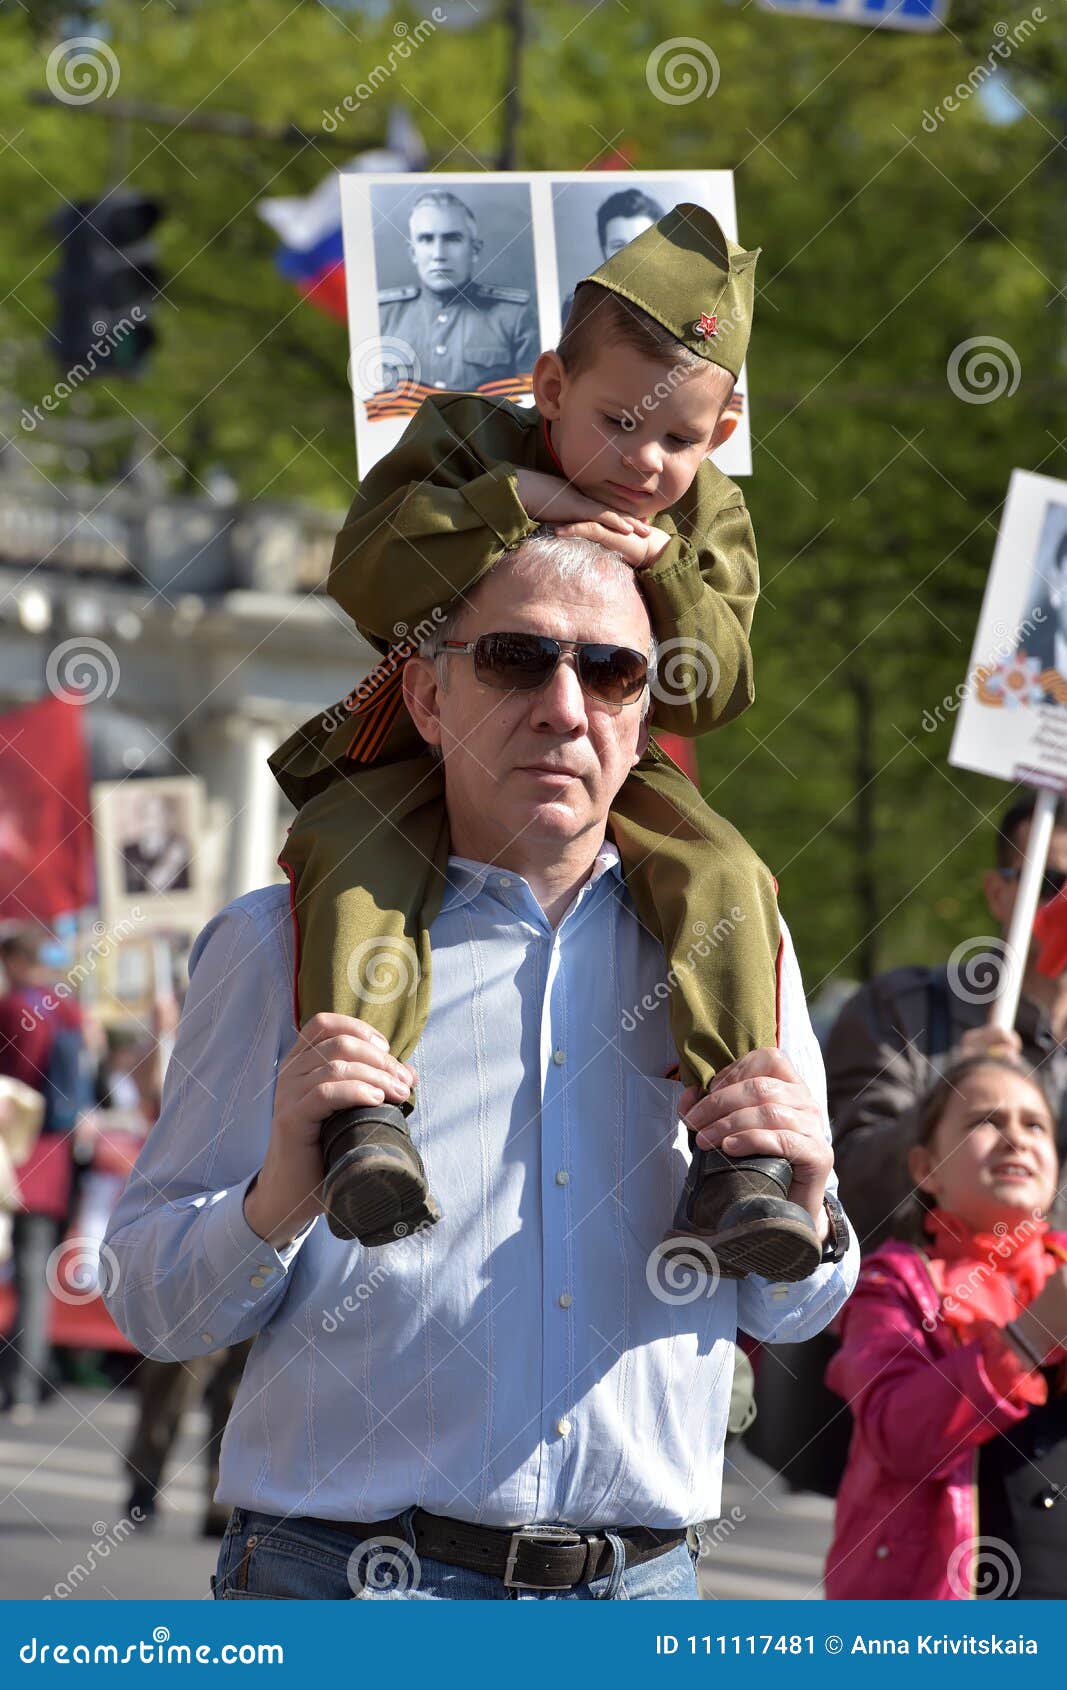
889, 1051, 1054, 1248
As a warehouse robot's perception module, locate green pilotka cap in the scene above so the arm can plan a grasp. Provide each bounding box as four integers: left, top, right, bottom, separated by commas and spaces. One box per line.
577, 201, 759, 380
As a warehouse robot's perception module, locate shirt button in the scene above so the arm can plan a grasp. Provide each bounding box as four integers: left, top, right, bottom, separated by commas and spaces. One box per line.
875, 1545, 890, 1560
555, 1169, 569, 1186
498, 875, 511, 888
200, 1332, 213, 1344
558, 1292, 573, 1309
249, 1275, 266, 1288
436, 312, 447, 322
434, 343, 447, 354
552, 1048, 566, 1066
434, 381, 447, 389
556, 1417, 572, 1437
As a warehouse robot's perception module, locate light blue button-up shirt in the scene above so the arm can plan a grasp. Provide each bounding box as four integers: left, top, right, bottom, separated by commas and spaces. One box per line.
104, 842, 857, 1530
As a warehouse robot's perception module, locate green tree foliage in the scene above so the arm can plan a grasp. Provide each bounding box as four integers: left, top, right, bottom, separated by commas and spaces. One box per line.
1, 0, 1064, 985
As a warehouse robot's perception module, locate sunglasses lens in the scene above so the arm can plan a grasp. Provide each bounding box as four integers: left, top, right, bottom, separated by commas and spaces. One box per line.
578, 645, 648, 705
472, 634, 648, 705
1043, 871, 1067, 900
474, 633, 557, 690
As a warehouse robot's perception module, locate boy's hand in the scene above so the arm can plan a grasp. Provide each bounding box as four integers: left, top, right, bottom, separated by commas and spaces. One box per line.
555, 522, 672, 570
514, 467, 650, 537
681, 1050, 834, 1231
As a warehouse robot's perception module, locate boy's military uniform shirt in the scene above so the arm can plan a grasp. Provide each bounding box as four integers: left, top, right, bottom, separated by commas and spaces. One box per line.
272, 391, 759, 808
377, 283, 539, 393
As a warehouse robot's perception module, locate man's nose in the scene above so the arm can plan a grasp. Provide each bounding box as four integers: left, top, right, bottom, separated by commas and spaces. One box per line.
529, 655, 588, 730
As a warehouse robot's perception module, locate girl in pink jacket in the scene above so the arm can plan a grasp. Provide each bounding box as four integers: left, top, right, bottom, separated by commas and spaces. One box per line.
825, 1052, 1067, 1600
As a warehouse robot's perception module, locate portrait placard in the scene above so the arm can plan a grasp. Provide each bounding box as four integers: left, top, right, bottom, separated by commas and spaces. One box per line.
341, 170, 752, 481
949, 468, 1067, 792
92, 776, 208, 933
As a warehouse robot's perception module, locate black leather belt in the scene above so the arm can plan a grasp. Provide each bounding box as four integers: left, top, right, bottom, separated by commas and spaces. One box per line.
311, 1507, 687, 1590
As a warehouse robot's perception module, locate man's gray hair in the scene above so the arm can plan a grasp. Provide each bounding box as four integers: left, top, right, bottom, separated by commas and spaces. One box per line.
418, 527, 659, 715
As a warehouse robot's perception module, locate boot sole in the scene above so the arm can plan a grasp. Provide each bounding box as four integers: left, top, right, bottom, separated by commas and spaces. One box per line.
322, 1144, 442, 1245
661, 1215, 822, 1283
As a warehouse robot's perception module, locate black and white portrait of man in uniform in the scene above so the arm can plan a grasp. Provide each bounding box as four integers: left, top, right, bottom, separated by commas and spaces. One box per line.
1022, 501, 1067, 690
374, 187, 539, 397
557, 186, 665, 329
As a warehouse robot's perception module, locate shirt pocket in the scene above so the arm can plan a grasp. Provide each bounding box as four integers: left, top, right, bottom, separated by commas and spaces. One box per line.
463, 343, 510, 371
619, 1073, 691, 1253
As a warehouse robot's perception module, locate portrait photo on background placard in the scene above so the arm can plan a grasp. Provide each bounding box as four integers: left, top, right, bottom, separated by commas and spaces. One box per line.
365, 176, 538, 413
950, 469, 1067, 792
549, 171, 752, 477
92, 776, 207, 932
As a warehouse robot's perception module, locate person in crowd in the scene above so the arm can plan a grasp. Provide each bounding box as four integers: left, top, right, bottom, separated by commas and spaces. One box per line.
0, 930, 94, 1421
825, 1053, 1067, 1600
104, 534, 856, 1601
827, 794, 1067, 1251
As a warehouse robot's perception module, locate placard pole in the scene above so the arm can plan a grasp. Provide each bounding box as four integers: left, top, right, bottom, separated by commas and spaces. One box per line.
991, 786, 1059, 1030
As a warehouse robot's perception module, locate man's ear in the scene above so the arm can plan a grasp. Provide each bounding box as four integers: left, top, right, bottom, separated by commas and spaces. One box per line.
532, 348, 566, 420
403, 656, 444, 750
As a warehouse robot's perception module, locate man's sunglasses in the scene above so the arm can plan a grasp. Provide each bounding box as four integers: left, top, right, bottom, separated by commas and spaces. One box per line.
439, 632, 649, 710
999, 865, 1067, 902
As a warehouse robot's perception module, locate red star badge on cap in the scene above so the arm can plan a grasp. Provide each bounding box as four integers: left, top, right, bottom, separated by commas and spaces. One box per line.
694, 313, 718, 339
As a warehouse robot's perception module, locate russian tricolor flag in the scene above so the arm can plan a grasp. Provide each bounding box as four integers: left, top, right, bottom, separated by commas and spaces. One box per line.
257, 108, 425, 321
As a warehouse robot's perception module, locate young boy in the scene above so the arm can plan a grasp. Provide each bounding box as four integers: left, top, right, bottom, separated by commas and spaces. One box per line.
271, 203, 822, 1281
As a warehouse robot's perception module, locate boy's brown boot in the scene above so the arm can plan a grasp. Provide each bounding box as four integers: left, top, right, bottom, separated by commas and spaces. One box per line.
660, 1141, 822, 1282
319, 1105, 441, 1245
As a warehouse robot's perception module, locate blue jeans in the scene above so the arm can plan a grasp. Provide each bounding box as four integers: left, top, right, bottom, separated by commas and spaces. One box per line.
212, 1507, 700, 1600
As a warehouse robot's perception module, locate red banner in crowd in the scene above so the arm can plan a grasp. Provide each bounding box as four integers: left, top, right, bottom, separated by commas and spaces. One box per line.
0, 696, 94, 923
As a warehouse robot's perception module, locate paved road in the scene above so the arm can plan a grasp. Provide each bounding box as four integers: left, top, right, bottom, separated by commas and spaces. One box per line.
0, 1386, 832, 1600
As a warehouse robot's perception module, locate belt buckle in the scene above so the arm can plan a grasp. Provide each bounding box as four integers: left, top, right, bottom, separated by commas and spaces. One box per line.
503, 1524, 585, 1589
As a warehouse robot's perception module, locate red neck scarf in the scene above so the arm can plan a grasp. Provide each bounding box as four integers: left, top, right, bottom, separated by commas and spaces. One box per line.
922, 1205, 1053, 1332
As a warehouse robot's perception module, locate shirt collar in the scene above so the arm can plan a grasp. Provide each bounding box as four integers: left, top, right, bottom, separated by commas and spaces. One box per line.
441, 837, 623, 915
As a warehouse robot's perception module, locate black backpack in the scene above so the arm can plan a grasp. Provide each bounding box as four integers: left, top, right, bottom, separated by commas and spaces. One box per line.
743, 974, 951, 1495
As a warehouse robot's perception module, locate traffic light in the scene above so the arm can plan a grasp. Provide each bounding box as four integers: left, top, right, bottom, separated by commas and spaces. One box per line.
50, 190, 162, 374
